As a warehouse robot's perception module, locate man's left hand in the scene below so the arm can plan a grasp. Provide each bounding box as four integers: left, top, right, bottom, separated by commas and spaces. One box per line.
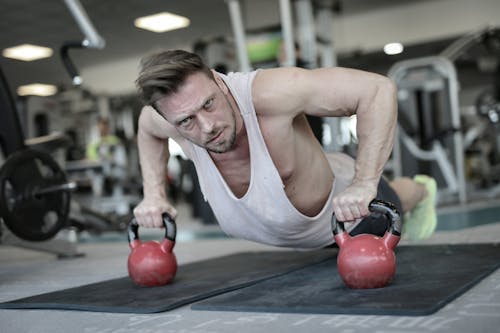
331, 180, 378, 222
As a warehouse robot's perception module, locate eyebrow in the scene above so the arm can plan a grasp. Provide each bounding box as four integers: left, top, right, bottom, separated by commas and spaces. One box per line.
173, 93, 216, 125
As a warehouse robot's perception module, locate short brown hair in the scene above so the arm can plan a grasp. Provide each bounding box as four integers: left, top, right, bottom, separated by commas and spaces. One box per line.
136, 50, 214, 108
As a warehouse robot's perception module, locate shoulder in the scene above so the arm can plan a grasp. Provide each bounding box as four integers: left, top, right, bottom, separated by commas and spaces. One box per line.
252, 67, 306, 94
251, 67, 310, 117
218, 71, 258, 100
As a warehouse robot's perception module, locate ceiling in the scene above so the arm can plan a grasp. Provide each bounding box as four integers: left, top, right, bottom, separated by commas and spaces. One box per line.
0, 0, 231, 92
0, 0, 473, 96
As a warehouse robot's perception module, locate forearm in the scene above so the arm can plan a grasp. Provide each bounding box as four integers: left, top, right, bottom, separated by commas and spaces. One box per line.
353, 77, 397, 186
137, 123, 170, 200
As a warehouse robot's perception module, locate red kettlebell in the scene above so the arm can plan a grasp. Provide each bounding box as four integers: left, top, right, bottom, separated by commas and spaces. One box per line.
332, 199, 402, 289
127, 214, 177, 287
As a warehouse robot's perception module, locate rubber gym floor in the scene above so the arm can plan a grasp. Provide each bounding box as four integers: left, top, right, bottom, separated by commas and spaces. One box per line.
1, 199, 499, 333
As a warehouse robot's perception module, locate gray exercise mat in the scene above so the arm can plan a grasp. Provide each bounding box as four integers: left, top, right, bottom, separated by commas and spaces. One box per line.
0, 250, 334, 313
192, 244, 500, 316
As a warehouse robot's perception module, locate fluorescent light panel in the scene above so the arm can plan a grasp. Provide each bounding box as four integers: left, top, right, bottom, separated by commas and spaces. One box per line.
134, 12, 190, 33
17, 83, 57, 97
383, 42, 404, 55
2, 44, 53, 61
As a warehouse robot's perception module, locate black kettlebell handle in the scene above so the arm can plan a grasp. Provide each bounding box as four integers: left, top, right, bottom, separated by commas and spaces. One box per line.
128, 213, 177, 243
331, 199, 402, 236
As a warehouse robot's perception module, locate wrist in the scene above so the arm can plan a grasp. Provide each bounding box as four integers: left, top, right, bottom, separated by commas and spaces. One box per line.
351, 177, 379, 196
352, 176, 380, 187
142, 185, 167, 200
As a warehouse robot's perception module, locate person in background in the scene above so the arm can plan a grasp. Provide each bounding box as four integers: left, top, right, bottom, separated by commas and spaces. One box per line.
86, 116, 127, 196
86, 117, 122, 161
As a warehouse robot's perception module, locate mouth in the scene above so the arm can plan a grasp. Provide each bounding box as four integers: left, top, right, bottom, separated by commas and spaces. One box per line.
207, 130, 223, 144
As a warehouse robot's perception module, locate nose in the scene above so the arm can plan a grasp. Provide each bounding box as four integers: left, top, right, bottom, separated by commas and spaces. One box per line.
198, 112, 215, 134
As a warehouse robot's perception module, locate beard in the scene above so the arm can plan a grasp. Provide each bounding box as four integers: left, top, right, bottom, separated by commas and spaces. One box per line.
205, 95, 238, 154
205, 109, 236, 153
206, 129, 236, 154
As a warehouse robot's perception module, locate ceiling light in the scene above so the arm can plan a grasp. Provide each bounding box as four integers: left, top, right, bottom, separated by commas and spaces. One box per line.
383, 42, 404, 55
17, 84, 57, 97
2, 44, 53, 61
134, 12, 190, 33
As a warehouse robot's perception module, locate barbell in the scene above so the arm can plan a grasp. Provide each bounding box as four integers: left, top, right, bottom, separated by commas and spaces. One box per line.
0, 148, 75, 241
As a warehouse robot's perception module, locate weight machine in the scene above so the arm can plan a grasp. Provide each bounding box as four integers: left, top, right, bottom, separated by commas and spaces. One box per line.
388, 56, 467, 204
452, 26, 500, 198
388, 26, 500, 204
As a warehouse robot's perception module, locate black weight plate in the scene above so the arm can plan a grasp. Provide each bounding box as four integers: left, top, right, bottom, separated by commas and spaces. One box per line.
0, 148, 70, 241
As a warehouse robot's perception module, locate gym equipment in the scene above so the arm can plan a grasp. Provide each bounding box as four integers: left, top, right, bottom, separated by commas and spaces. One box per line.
456, 27, 500, 197
440, 25, 499, 62
0, 64, 80, 255
65, 159, 136, 234
466, 87, 500, 193
127, 214, 177, 287
388, 56, 467, 204
193, 244, 500, 316
226, 0, 251, 72
61, 0, 105, 85
0, 250, 334, 313
331, 199, 401, 289
0, 149, 76, 241
0, 0, 104, 256
387, 26, 500, 204
444, 26, 500, 198
0, 64, 77, 246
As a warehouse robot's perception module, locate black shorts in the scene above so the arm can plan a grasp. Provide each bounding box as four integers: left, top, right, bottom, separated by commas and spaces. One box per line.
348, 177, 403, 237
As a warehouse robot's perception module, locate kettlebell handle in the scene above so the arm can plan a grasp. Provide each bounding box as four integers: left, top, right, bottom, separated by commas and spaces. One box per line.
128, 213, 177, 243
331, 199, 402, 236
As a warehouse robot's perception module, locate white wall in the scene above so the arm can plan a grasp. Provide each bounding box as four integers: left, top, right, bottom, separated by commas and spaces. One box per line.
332, 0, 500, 53
80, 56, 143, 95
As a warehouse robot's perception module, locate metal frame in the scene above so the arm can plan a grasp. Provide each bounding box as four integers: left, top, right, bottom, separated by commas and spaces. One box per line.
61, 0, 105, 85
388, 56, 467, 204
225, 0, 251, 72
63, 0, 105, 49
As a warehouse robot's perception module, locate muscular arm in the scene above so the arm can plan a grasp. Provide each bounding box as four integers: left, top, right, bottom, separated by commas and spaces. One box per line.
137, 107, 169, 199
134, 106, 178, 226
254, 67, 398, 221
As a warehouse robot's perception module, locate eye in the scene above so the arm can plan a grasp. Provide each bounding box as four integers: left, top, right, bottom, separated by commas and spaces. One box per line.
203, 98, 214, 109
178, 116, 193, 128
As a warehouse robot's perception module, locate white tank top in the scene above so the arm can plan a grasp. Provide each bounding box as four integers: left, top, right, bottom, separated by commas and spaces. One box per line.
183, 71, 339, 248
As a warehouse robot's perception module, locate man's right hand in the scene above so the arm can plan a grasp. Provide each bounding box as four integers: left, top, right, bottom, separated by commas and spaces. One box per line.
133, 197, 178, 228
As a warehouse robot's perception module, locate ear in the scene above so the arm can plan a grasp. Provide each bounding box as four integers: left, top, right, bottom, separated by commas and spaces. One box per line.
211, 69, 229, 94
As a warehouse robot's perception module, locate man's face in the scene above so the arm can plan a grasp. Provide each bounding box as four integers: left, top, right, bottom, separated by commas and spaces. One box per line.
98, 121, 109, 137
156, 72, 237, 154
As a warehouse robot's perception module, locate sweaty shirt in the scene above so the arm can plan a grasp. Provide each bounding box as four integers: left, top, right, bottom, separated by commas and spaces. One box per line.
182, 71, 355, 248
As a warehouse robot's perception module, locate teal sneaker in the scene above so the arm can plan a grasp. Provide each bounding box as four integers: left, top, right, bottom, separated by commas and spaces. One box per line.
403, 175, 438, 241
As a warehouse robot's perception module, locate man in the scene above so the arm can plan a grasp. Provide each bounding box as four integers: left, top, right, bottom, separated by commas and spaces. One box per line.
86, 116, 127, 196
86, 117, 122, 162
133, 50, 436, 248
